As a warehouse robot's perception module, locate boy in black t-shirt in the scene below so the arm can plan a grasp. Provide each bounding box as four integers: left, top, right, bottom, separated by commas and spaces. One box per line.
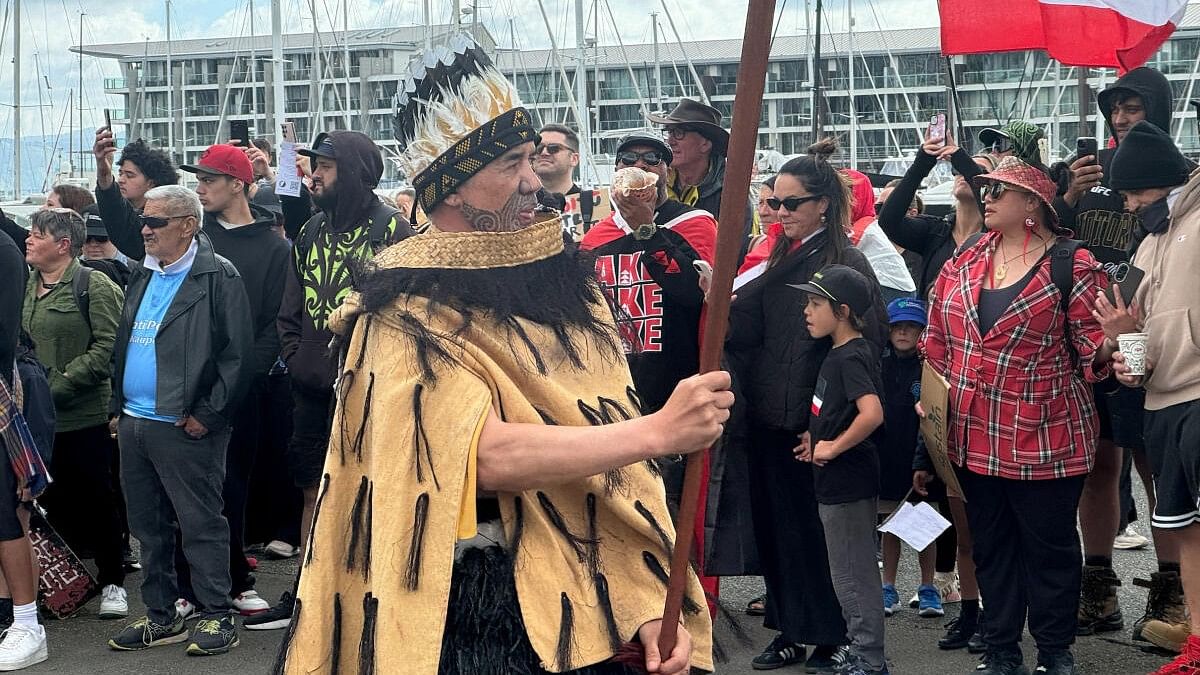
794, 265, 889, 675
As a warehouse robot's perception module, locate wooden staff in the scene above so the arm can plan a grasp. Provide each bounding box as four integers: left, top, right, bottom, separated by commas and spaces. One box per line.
656, 0, 777, 658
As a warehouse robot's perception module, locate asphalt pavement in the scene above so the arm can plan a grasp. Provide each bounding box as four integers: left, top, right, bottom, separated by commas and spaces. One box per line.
18, 473, 1178, 674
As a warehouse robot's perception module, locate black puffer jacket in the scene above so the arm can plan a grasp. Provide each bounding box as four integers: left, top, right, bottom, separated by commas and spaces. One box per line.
726, 231, 888, 432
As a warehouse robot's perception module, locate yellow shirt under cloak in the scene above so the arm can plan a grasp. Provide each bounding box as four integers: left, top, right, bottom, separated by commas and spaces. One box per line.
279, 217, 714, 674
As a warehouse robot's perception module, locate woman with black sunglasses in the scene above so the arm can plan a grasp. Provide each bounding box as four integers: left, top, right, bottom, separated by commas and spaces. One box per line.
716, 138, 888, 672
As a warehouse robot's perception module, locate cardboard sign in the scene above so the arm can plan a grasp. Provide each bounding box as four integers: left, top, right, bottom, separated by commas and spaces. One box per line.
560, 188, 612, 241
30, 504, 99, 618
919, 362, 965, 501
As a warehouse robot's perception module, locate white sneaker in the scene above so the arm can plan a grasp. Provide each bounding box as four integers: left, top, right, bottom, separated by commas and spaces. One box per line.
935, 571, 962, 604
233, 590, 269, 616
0, 624, 47, 671
98, 585, 128, 620
264, 540, 300, 559
175, 598, 195, 622
1114, 525, 1151, 550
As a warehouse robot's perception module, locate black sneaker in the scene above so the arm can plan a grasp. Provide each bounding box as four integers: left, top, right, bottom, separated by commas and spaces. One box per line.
108, 615, 188, 651
1033, 649, 1078, 675
939, 616, 977, 650
975, 648, 1029, 675
805, 645, 843, 673
243, 591, 294, 631
122, 543, 141, 572
752, 634, 805, 670
0, 599, 12, 632
186, 615, 239, 656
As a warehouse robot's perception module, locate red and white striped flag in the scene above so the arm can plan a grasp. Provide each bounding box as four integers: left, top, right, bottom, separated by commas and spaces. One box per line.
939, 0, 1188, 69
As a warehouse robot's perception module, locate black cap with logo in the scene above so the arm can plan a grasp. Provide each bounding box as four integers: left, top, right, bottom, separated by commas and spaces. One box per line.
789, 264, 873, 317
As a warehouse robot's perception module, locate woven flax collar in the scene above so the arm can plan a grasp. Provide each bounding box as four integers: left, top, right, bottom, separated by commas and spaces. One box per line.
374, 216, 564, 270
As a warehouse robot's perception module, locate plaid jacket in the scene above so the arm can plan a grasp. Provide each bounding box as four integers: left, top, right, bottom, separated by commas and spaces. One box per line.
922, 233, 1110, 480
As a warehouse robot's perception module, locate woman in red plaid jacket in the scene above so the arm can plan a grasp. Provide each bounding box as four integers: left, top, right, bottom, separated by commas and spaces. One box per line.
922, 157, 1116, 675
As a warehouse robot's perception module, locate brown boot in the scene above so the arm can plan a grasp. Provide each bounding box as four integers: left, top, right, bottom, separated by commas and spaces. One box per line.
1133, 572, 1187, 644
1077, 565, 1124, 635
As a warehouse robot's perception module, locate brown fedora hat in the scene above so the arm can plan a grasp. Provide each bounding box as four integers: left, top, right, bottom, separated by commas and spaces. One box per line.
647, 98, 730, 155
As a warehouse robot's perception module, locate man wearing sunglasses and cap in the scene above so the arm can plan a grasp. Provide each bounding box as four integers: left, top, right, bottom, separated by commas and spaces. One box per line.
580, 130, 717, 516
649, 98, 758, 263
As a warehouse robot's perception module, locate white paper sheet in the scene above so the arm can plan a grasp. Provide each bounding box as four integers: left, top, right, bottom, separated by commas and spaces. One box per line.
877, 501, 951, 552
275, 141, 303, 197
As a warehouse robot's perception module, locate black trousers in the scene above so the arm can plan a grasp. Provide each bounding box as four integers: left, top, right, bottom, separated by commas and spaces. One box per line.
957, 467, 1086, 652
40, 424, 126, 587
245, 371, 301, 547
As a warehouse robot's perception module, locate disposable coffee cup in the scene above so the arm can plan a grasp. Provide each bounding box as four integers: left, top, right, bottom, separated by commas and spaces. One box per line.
1117, 332, 1149, 376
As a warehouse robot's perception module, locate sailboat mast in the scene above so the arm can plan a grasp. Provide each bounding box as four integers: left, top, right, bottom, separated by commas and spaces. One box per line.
848, 0, 856, 169
651, 12, 661, 107
166, 0, 174, 159
423, 0, 432, 50
79, 14, 85, 175
575, 0, 592, 184
811, 0, 824, 137
14, 0, 21, 198
271, 0, 284, 141
342, 0, 351, 130
250, 0, 259, 138
311, 0, 322, 141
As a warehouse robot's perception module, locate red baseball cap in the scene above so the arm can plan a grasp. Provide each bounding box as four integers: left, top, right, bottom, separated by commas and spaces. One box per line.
181, 144, 254, 185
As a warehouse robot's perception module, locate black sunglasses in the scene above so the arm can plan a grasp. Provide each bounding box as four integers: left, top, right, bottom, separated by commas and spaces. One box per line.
617, 150, 665, 167
535, 143, 574, 156
86, 236, 110, 243
137, 213, 191, 229
767, 195, 822, 211
981, 182, 1029, 201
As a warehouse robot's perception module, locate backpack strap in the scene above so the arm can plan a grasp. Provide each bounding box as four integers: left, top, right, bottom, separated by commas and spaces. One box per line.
72, 265, 93, 333
953, 231, 986, 258
1050, 239, 1084, 316
1049, 238, 1084, 367
367, 200, 400, 251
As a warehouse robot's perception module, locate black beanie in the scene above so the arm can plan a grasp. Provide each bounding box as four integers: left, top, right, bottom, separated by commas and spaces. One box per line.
1110, 121, 1192, 190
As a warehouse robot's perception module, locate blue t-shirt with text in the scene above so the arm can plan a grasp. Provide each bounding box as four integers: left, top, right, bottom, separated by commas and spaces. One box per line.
122, 267, 189, 421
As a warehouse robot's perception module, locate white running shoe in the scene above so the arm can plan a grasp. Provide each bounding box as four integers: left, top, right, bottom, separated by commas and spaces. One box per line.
98, 585, 128, 620
264, 540, 300, 559
233, 590, 270, 616
1114, 525, 1151, 551
0, 624, 47, 671
175, 598, 195, 622
935, 571, 962, 604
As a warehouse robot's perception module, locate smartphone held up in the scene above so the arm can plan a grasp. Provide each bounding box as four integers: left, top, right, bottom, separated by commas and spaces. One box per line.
927, 113, 947, 143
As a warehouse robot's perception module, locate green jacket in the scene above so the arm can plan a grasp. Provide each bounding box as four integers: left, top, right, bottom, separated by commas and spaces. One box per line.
22, 259, 124, 433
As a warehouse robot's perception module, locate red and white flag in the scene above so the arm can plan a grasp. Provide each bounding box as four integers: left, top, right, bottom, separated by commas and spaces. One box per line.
939, 0, 1188, 69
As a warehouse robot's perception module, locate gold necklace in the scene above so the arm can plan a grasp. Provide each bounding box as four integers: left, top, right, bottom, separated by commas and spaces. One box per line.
992, 240, 1049, 282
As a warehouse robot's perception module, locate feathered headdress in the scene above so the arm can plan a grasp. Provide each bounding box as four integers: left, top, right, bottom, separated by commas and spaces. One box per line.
394, 34, 538, 212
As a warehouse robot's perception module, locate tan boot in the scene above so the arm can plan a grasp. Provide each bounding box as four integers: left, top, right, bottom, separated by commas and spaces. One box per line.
1077, 565, 1124, 635
1142, 618, 1192, 655
1133, 572, 1187, 644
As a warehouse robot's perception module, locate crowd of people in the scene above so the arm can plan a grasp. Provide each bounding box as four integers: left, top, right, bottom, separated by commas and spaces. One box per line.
0, 47, 1196, 675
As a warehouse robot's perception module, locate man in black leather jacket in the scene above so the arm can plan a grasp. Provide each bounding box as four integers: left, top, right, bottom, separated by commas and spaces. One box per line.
106, 185, 252, 657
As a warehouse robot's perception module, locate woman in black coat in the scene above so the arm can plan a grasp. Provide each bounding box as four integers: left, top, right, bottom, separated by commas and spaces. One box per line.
723, 139, 888, 671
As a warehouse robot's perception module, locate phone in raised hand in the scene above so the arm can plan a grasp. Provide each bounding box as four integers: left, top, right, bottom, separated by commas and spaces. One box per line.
1077, 137, 1099, 165
927, 113, 947, 143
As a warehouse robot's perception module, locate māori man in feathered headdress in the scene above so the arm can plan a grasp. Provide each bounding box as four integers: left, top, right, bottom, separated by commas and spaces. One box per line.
276, 34, 731, 675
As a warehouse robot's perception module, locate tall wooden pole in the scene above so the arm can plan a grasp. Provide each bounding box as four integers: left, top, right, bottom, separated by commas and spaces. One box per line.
656, 0, 777, 658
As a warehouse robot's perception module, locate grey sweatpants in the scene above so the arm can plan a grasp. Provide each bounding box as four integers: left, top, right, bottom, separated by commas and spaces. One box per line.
818, 497, 886, 671
118, 415, 233, 625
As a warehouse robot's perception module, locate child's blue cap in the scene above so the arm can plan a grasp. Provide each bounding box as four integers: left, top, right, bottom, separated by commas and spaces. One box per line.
887, 296, 927, 327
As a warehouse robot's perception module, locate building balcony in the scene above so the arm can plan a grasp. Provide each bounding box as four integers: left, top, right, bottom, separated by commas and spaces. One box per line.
185, 72, 220, 86
104, 77, 127, 91
285, 100, 309, 114
186, 104, 220, 116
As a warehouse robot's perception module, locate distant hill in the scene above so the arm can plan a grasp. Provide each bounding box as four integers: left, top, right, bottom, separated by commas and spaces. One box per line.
0, 130, 112, 200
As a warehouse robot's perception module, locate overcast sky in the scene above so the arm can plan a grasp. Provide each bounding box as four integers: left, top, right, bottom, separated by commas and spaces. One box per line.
0, 0, 947, 139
